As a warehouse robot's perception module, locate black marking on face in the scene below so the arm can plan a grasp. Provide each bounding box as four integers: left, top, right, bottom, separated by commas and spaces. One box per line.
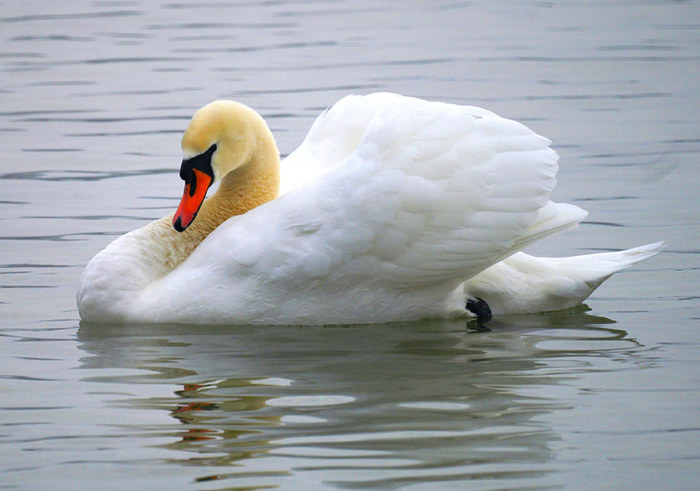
180, 143, 217, 196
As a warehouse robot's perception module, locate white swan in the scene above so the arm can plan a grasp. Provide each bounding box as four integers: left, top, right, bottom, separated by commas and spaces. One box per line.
77, 93, 663, 325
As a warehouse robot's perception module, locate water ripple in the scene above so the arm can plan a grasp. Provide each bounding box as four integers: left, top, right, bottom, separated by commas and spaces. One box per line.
0, 10, 143, 24
0, 169, 173, 182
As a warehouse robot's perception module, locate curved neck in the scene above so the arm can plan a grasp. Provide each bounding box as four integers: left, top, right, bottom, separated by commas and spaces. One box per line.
146, 123, 281, 274
78, 109, 281, 322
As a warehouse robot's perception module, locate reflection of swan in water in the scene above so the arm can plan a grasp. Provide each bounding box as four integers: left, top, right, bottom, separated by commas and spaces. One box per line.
77, 311, 645, 487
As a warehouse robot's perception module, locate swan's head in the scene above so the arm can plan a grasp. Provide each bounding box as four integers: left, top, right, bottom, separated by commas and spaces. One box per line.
173, 100, 265, 232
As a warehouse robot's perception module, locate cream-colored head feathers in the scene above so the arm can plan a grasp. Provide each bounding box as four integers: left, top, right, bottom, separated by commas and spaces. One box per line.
161, 101, 281, 269
182, 100, 275, 183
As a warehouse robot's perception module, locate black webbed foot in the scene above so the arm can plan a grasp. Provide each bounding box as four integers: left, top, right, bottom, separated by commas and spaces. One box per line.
466, 297, 492, 324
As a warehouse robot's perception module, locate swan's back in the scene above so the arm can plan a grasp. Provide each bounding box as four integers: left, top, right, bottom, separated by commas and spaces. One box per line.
281, 93, 507, 194
147, 94, 576, 324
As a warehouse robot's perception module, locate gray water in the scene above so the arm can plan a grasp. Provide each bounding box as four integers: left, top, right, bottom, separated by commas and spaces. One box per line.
1, 1, 699, 489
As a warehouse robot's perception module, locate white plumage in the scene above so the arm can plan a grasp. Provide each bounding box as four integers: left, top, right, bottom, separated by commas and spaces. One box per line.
77, 93, 663, 325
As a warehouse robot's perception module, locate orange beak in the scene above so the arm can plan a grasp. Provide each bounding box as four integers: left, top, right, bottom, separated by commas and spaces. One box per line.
173, 168, 213, 232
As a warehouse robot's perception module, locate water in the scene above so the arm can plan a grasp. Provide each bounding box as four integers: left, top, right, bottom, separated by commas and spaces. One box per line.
1, 1, 699, 488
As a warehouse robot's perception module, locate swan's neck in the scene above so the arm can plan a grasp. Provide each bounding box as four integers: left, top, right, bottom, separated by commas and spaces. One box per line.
99, 124, 280, 286
77, 107, 280, 322
157, 132, 280, 273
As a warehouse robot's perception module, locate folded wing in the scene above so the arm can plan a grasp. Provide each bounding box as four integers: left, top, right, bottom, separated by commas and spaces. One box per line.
208, 94, 575, 293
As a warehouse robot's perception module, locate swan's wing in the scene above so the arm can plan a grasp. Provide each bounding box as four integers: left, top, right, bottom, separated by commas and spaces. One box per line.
280, 93, 409, 194
205, 94, 565, 291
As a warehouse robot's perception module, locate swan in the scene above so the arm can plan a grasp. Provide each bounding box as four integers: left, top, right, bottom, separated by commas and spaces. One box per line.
77, 93, 663, 325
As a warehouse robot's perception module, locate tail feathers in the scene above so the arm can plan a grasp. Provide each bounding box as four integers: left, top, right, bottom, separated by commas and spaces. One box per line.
600, 241, 666, 268
556, 241, 666, 285
462, 242, 665, 315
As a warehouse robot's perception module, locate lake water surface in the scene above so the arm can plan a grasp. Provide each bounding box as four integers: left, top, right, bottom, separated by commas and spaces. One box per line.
1, 1, 699, 489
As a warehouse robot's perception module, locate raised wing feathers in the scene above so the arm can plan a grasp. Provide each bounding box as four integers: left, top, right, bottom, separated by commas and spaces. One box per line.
212, 95, 560, 292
